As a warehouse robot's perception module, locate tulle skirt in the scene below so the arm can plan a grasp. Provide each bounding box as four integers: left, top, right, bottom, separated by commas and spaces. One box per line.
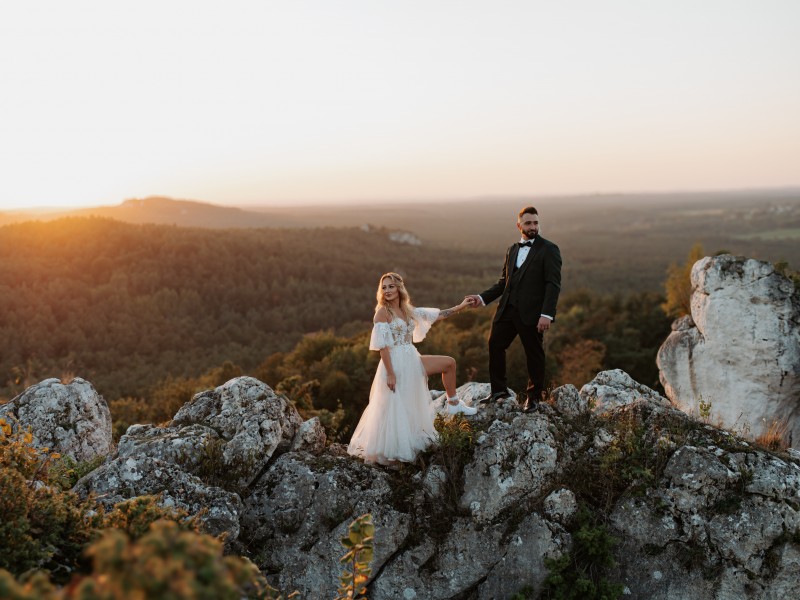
348, 344, 438, 464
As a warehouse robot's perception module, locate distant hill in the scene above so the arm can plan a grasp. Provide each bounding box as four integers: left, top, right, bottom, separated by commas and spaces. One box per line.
0, 196, 308, 229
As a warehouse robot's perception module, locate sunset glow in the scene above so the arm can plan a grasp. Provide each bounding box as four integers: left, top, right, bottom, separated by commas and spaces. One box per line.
1, 0, 798, 210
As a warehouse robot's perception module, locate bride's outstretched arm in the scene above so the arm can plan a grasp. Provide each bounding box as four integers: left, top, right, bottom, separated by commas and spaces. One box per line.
435, 298, 472, 322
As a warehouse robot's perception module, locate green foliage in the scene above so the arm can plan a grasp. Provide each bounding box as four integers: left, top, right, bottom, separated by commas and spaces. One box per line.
0, 569, 57, 599
176, 436, 257, 496
662, 242, 705, 318
46, 454, 106, 491
698, 397, 712, 422
434, 413, 475, 454
100, 495, 201, 540
0, 417, 102, 581
336, 513, 374, 600
542, 506, 624, 600
0, 463, 101, 582
510, 585, 535, 599
426, 414, 476, 525
70, 521, 281, 599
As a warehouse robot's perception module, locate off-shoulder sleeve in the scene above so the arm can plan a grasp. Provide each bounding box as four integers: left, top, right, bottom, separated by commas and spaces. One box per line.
413, 307, 440, 342
369, 322, 393, 350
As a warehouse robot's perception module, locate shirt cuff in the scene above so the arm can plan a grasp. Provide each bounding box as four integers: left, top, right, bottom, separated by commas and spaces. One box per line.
477, 295, 486, 306
540, 314, 553, 321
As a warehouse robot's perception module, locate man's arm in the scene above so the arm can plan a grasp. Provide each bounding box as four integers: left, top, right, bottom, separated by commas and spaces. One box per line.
540, 243, 562, 319
475, 247, 512, 306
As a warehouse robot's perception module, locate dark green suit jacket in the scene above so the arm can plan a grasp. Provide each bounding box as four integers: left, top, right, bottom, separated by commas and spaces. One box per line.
479, 236, 562, 326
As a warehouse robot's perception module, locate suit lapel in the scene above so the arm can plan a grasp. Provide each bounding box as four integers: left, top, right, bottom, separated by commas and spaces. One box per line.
507, 244, 520, 280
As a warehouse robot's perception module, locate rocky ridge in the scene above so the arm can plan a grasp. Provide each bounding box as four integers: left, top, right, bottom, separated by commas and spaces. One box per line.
6, 370, 800, 599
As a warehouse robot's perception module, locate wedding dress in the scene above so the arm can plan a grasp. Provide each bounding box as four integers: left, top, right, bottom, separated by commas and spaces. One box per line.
347, 307, 440, 464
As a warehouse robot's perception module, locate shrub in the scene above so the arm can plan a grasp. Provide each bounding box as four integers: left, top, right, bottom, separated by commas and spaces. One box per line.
0, 417, 101, 581
0, 569, 57, 600
67, 521, 282, 599
335, 513, 374, 600
100, 495, 201, 539
46, 455, 106, 491
541, 506, 624, 600
0, 467, 100, 581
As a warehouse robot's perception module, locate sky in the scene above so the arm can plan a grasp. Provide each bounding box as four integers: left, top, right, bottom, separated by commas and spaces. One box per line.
0, 0, 799, 210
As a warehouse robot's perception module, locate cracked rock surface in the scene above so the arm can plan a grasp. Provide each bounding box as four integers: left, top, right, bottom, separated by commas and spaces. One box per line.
657, 254, 800, 444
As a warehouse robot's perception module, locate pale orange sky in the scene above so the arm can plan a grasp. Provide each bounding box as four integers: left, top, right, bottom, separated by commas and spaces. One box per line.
1, 0, 799, 210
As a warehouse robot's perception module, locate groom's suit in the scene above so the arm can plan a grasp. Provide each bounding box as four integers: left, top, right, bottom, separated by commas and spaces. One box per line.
479, 235, 562, 403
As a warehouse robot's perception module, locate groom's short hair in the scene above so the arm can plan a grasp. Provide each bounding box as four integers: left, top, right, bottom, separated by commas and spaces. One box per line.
518, 206, 538, 220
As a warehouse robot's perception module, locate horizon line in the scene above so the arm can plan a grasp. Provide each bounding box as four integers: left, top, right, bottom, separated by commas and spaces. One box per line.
2, 184, 800, 213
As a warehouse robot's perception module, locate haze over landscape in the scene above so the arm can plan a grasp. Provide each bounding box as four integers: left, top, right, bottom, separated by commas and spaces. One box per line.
1, 1, 799, 211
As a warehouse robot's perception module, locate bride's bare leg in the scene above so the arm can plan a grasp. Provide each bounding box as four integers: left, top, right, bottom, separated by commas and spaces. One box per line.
421, 355, 457, 397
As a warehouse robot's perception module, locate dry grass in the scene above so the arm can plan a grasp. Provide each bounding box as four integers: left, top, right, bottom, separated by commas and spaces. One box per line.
755, 418, 791, 452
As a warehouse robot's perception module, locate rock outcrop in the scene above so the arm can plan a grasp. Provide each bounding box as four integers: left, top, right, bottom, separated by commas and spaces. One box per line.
657, 255, 800, 445
74, 376, 306, 540
11, 370, 800, 599
0, 377, 112, 462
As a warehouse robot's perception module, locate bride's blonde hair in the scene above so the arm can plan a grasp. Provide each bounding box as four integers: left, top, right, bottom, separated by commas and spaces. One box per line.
376, 272, 415, 321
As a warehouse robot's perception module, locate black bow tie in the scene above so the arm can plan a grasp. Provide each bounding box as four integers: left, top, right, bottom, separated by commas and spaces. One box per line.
518, 241, 533, 247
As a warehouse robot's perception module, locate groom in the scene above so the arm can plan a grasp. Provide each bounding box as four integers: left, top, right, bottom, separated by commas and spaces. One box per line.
466, 206, 562, 412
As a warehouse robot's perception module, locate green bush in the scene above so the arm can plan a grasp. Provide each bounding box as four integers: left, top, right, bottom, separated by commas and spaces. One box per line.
0, 467, 100, 581
542, 506, 624, 600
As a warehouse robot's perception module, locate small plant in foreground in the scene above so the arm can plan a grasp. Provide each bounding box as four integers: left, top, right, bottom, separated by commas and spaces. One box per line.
336, 513, 374, 600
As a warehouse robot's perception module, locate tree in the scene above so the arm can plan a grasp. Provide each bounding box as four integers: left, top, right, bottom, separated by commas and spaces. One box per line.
662, 243, 705, 319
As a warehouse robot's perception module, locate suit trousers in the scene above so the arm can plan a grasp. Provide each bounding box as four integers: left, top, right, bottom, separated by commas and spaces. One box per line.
488, 304, 545, 402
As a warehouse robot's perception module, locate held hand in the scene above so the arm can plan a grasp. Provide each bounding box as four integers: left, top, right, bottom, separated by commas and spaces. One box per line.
457, 297, 473, 311
537, 316, 552, 333
464, 294, 482, 307
386, 373, 397, 392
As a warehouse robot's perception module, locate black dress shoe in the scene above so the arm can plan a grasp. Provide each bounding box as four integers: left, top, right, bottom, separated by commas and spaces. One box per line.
521, 399, 539, 413
480, 391, 511, 404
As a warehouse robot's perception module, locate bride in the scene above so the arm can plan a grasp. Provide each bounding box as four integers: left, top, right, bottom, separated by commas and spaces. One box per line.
348, 272, 476, 465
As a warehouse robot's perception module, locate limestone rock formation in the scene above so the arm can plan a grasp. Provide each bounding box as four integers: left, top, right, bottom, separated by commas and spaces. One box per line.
10, 371, 800, 599
460, 412, 558, 523
657, 255, 800, 445
581, 368, 670, 413
172, 376, 304, 485
73, 455, 243, 539
74, 376, 305, 540
0, 377, 113, 462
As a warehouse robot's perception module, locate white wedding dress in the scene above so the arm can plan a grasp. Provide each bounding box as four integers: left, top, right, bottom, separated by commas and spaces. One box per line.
347, 307, 440, 465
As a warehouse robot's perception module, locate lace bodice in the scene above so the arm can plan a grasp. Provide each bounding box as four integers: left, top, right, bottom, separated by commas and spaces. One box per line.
369, 307, 440, 350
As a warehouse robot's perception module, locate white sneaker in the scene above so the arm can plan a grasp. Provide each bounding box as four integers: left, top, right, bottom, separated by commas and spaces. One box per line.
446, 400, 477, 416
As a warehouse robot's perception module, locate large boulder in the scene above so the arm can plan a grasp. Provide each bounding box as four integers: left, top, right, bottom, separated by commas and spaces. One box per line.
0, 377, 113, 462
657, 255, 800, 444
580, 369, 671, 413
371, 514, 569, 600
170, 376, 304, 486
610, 443, 800, 599
240, 453, 410, 597
73, 376, 305, 541
460, 413, 558, 523
72, 455, 243, 539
